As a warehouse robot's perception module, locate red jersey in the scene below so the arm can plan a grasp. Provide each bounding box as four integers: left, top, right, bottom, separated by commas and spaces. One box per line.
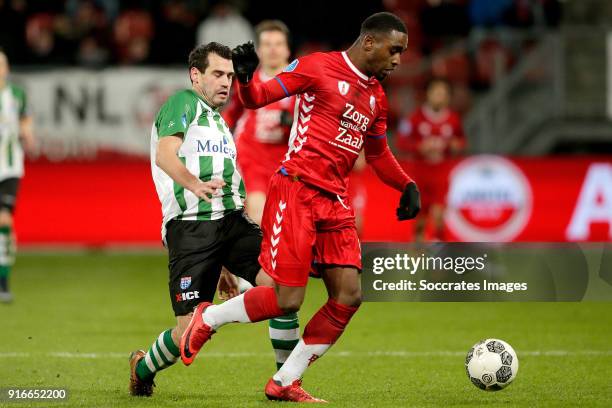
223, 70, 295, 174
396, 106, 465, 161
238, 51, 411, 197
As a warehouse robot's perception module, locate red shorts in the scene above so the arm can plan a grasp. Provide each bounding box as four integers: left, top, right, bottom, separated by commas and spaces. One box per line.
258, 173, 361, 287
408, 160, 451, 212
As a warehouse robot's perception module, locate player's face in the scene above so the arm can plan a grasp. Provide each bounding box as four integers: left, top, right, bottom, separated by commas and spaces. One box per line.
427, 82, 451, 110
0, 53, 9, 82
368, 30, 408, 81
257, 31, 290, 70
192, 53, 234, 108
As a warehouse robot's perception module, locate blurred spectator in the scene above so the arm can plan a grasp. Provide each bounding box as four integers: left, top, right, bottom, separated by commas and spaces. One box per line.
0, 0, 28, 63
420, 0, 470, 52
57, 0, 111, 65
113, 9, 154, 64
469, 0, 561, 28
152, 0, 200, 63
396, 78, 466, 242
77, 36, 110, 67
66, 0, 119, 21
62, 0, 109, 39
25, 13, 65, 64
505, 0, 562, 28
196, 0, 254, 48
468, 0, 514, 27
472, 37, 514, 87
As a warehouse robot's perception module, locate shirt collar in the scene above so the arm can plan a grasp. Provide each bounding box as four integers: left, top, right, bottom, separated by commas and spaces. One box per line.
341, 51, 369, 81
190, 89, 218, 112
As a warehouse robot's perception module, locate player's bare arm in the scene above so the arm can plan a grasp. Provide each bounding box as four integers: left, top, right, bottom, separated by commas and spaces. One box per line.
155, 134, 225, 202
19, 115, 36, 154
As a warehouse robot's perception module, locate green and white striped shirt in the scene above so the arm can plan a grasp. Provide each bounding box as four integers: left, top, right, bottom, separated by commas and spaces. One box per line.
0, 83, 27, 181
151, 89, 246, 239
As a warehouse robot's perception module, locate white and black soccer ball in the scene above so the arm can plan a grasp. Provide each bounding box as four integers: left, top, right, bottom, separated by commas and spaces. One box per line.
465, 338, 518, 391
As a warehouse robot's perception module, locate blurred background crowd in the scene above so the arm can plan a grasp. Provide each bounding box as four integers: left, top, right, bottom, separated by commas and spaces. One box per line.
0, 0, 561, 66
1, 0, 564, 120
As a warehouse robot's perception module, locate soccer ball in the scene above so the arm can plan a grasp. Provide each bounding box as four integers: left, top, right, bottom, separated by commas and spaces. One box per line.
465, 338, 518, 391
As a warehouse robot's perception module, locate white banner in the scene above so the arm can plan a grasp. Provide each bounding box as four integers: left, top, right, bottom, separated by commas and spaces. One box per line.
12, 68, 190, 159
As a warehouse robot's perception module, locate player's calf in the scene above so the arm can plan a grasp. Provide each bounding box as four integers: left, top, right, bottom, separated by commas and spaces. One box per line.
272, 298, 359, 389
322, 266, 362, 308
0, 211, 15, 303
269, 267, 361, 395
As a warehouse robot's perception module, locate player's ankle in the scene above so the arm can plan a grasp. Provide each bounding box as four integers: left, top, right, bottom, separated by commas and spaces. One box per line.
201, 305, 219, 330
273, 371, 300, 387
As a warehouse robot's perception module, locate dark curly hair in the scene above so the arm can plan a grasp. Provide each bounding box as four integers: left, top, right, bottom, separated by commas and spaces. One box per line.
360, 12, 407, 36
188, 42, 232, 78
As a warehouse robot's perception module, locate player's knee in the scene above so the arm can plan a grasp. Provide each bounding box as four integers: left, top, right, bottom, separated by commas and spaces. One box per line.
275, 284, 306, 313
255, 270, 275, 287
335, 287, 362, 308
347, 290, 362, 308
277, 297, 303, 314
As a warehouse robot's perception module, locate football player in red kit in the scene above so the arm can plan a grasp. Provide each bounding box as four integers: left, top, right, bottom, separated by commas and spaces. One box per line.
180, 12, 420, 403
223, 20, 301, 372
223, 20, 295, 225
396, 78, 466, 241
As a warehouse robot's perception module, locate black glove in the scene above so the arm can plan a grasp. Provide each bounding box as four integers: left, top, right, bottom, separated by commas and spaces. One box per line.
280, 110, 294, 127
232, 41, 259, 83
396, 182, 421, 221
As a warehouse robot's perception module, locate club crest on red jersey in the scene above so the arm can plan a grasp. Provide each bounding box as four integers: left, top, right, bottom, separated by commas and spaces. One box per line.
369, 95, 376, 113
338, 81, 350, 96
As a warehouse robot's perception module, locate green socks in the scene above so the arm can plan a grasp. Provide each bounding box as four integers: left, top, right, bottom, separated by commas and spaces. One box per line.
135, 329, 180, 381
269, 313, 300, 370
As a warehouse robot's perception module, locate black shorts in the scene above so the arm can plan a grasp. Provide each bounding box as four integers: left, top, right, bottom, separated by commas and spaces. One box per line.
0, 178, 19, 213
166, 210, 262, 316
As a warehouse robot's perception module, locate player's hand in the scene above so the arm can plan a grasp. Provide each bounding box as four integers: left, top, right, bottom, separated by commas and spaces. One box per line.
232, 41, 259, 83
280, 110, 294, 127
420, 137, 444, 163
189, 179, 225, 202
396, 182, 421, 221
20, 135, 37, 156
218, 269, 239, 301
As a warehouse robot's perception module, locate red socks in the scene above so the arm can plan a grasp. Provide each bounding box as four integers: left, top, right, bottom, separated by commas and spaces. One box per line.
244, 286, 284, 322
302, 298, 359, 345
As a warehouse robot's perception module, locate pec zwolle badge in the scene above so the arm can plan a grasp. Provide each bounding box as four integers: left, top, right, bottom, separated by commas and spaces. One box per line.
180, 276, 192, 290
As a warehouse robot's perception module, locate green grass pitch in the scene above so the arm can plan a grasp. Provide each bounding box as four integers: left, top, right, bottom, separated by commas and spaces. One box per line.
1, 252, 611, 407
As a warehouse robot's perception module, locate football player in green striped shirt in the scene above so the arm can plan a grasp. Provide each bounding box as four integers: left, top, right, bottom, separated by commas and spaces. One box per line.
0, 49, 35, 303
129, 42, 299, 397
